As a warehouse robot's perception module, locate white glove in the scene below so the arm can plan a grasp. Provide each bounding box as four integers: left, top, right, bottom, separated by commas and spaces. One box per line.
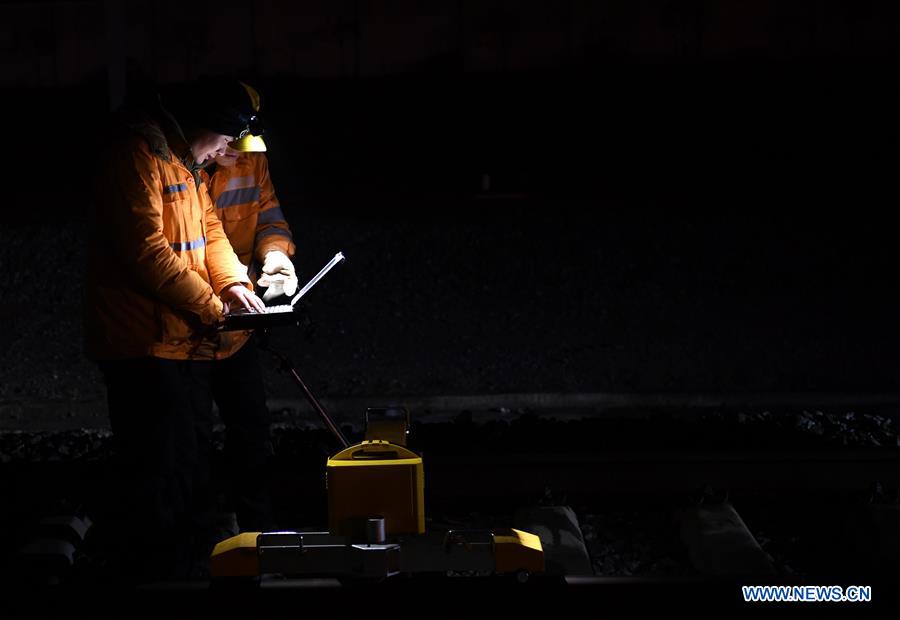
257, 251, 298, 302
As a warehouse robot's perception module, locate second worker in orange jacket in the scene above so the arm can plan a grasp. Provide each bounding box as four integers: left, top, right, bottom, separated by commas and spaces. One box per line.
199, 128, 297, 536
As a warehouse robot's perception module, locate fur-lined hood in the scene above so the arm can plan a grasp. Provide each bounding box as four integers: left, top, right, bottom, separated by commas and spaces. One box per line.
115, 98, 206, 185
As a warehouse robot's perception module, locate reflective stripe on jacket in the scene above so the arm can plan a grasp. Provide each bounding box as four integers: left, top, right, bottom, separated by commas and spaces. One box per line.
203, 153, 295, 276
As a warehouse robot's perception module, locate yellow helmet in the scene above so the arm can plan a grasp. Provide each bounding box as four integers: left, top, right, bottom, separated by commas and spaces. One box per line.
228, 133, 266, 152
228, 81, 267, 152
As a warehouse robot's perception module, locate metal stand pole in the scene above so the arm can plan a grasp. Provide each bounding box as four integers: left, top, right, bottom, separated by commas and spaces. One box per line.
258, 331, 350, 449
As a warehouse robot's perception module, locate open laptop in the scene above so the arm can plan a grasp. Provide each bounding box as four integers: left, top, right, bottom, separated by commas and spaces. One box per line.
219, 251, 345, 331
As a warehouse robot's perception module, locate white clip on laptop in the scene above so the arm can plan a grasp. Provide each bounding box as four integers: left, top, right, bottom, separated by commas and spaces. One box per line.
220, 251, 345, 331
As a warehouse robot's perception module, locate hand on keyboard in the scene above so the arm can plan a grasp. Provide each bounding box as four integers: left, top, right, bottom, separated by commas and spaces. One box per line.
221, 283, 266, 314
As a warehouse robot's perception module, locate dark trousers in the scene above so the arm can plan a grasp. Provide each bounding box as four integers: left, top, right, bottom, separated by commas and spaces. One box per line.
211, 337, 275, 533
99, 339, 274, 582
100, 355, 215, 581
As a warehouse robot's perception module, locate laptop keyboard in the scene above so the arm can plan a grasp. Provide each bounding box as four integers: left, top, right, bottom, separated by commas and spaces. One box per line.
228, 305, 293, 316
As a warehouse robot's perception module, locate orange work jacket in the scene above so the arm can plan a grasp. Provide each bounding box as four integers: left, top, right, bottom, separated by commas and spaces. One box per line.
85, 114, 252, 361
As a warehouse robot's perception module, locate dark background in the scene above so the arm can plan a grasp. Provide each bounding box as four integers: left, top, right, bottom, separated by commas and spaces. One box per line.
1, 0, 900, 602
3, 1, 900, 403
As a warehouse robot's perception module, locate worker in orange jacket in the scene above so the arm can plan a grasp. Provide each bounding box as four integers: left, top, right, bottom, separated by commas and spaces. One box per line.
205, 148, 297, 297
197, 92, 298, 537
85, 77, 268, 582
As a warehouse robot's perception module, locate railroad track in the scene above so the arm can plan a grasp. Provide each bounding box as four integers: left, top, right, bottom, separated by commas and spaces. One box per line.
422, 448, 900, 498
